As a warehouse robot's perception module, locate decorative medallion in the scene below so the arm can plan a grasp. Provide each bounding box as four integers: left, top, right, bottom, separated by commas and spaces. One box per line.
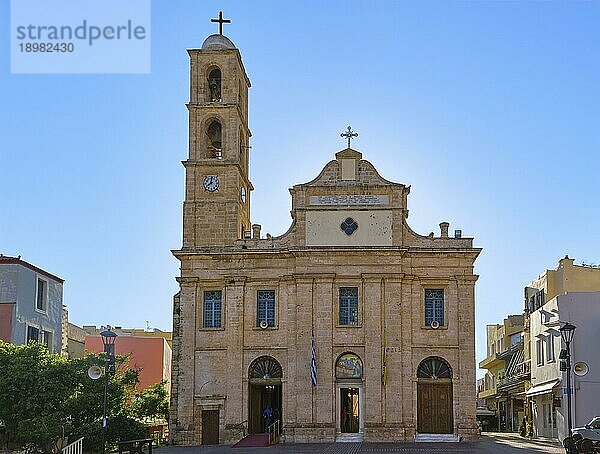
340, 217, 358, 236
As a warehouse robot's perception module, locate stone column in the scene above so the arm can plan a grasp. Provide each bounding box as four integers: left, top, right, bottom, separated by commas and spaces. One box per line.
383, 274, 404, 441
224, 276, 247, 435
455, 275, 479, 440
402, 276, 418, 440
171, 276, 198, 444
362, 274, 383, 440
314, 275, 335, 439
293, 277, 314, 441
281, 276, 297, 429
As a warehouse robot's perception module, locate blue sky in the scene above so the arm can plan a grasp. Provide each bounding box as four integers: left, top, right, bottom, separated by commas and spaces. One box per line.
1, 1, 599, 376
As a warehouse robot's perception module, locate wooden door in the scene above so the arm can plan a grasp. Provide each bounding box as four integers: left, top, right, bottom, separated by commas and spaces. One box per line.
249, 384, 263, 434
417, 382, 453, 434
201, 409, 219, 445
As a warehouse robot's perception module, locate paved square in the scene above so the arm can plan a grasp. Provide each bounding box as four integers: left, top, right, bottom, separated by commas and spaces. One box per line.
157, 433, 564, 454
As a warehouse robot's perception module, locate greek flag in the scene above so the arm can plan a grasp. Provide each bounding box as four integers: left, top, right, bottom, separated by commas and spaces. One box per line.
311, 334, 317, 386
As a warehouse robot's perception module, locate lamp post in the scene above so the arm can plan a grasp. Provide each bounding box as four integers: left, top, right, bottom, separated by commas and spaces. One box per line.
100, 328, 117, 454
559, 322, 576, 447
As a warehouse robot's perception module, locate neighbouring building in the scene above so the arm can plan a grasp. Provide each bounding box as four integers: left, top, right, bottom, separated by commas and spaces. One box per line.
169, 26, 481, 445
0, 255, 64, 354
84, 327, 172, 391
478, 315, 528, 433
524, 257, 600, 441
83, 325, 173, 348
65, 321, 86, 358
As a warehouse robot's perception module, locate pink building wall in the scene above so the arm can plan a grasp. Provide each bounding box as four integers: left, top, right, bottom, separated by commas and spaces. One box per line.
0, 303, 14, 342
85, 336, 171, 391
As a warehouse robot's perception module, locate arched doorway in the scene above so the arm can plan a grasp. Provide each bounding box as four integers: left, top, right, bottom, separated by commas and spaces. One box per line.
248, 356, 282, 434
417, 356, 453, 434
335, 352, 364, 438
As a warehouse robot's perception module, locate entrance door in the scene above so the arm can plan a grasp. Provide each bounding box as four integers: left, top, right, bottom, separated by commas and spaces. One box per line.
340, 388, 359, 433
249, 384, 282, 434
201, 409, 219, 445
417, 382, 453, 434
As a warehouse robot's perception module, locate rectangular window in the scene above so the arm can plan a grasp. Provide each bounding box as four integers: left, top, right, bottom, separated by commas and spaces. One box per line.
257, 290, 276, 327
536, 339, 544, 366
36, 278, 47, 311
203, 291, 222, 328
42, 330, 53, 351
546, 334, 555, 362
27, 325, 39, 343
339, 287, 359, 326
511, 333, 523, 346
424, 289, 444, 326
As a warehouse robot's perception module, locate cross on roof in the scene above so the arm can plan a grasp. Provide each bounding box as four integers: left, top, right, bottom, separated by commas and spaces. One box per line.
211, 11, 231, 35
340, 126, 358, 148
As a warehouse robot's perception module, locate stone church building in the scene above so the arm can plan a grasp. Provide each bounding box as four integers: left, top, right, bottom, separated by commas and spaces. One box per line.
170, 27, 481, 445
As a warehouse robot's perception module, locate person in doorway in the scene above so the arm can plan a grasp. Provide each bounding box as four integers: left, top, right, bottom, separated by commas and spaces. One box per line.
263, 407, 273, 433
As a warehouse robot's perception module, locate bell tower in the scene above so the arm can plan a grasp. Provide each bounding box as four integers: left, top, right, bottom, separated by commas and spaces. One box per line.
182, 21, 252, 248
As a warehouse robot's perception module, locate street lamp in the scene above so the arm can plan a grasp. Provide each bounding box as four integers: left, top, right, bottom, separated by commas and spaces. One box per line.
559, 322, 576, 445
100, 328, 117, 454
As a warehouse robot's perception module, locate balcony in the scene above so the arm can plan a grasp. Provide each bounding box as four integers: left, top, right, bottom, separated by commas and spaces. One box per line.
514, 359, 531, 378
478, 387, 497, 399
479, 354, 502, 370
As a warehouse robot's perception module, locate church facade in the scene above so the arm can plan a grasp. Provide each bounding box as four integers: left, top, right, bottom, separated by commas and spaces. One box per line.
170, 29, 481, 445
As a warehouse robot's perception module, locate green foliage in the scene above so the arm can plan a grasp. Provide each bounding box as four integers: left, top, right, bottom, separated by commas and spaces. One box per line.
0, 341, 77, 451
0, 340, 168, 453
131, 380, 170, 421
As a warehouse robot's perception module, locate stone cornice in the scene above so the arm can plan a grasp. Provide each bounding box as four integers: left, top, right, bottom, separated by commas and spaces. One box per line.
362, 272, 405, 282
454, 274, 480, 283
176, 276, 199, 286
224, 276, 247, 286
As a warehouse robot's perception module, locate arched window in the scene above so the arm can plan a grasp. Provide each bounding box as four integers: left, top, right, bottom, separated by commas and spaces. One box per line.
249, 355, 283, 380
206, 120, 222, 159
335, 353, 363, 379
417, 356, 452, 380
208, 68, 222, 102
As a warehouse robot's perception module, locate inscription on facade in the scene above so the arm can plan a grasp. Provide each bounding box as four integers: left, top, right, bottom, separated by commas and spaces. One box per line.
309, 195, 389, 206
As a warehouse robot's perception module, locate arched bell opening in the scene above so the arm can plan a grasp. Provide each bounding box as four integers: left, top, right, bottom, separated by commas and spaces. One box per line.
417, 356, 454, 434
207, 67, 222, 102
206, 120, 222, 159
248, 356, 282, 435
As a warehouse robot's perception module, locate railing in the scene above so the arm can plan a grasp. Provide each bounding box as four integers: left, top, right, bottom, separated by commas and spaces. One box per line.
229, 420, 248, 437
117, 438, 153, 454
267, 420, 280, 445
61, 437, 83, 454
514, 359, 531, 377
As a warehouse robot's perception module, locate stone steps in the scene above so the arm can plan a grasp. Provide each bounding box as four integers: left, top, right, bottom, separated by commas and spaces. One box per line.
415, 433, 460, 442
335, 432, 364, 442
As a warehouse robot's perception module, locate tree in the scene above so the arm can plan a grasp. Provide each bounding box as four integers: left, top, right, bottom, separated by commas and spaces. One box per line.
0, 341, 77, 451
0, 341, 152, 453
131, 380, 170, 421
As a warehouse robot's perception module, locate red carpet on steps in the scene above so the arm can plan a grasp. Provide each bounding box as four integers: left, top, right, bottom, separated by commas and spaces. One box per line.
233, 434, 270, 448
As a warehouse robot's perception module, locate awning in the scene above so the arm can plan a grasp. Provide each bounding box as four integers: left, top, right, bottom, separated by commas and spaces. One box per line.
525, 379, 561, 397
476, 407, 496, 416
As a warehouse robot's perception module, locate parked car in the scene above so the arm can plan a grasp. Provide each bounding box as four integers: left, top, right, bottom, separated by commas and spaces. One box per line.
572, 417, 600, 453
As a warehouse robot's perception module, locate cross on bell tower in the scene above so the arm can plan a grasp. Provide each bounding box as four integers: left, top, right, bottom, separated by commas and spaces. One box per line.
211, 11, 231, 35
